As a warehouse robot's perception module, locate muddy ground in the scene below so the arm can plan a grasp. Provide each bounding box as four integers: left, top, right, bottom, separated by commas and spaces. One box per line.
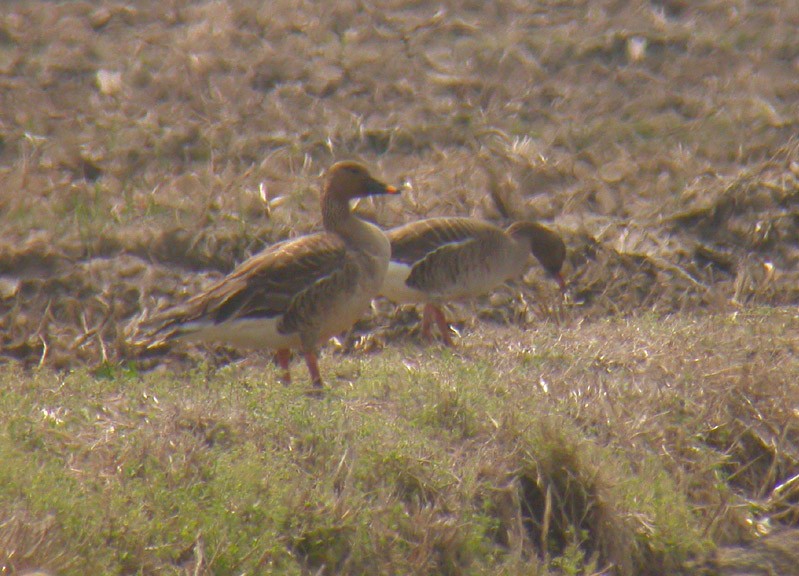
1, 0, 798, 368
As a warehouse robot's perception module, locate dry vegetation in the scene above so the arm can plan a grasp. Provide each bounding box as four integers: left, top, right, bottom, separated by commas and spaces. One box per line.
1, 0, 798, 574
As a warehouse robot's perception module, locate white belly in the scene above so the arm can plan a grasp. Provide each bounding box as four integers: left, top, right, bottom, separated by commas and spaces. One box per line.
177, 290, 375, 350
381, 261, 429, 304
178, 317, 301, 350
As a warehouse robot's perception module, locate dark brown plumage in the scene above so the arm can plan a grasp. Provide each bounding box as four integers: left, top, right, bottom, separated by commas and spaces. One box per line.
382, 217, 566, 345
141, 161, 399, 388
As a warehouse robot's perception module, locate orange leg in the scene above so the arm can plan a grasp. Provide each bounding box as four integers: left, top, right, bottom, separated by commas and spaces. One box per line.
421, 303, 435, 341
303, 351, 324, 389
275, 349, 292, 385
431, 305, 455, 347
422, 303, 455, 347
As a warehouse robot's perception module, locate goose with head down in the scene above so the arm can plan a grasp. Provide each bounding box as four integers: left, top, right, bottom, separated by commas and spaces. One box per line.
381, 217, 566, 345
141, 161, 399, 389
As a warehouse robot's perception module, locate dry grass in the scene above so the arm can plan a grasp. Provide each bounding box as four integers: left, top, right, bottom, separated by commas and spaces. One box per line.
2, 0, 798, 367
1, 0, 799, 573
1, 310, 798, 574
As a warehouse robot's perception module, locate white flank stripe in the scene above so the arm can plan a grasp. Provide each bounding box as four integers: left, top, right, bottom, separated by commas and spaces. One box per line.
381, 261, 428, 303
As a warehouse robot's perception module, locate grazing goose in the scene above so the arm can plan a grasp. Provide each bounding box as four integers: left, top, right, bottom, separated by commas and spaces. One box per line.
382, 217, 566, 345
142, 161, 399, 389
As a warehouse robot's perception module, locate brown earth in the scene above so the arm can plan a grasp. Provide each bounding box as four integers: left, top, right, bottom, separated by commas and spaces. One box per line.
0, 0, 798, 571
1, 0, 798, 370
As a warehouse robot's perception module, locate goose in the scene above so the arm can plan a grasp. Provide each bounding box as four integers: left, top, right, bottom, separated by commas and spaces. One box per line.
381, 217, 566, 345
142, 161, 399, 389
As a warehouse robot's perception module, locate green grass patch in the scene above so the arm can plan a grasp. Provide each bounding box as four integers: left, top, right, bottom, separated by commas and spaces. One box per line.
0, 326, 746, 575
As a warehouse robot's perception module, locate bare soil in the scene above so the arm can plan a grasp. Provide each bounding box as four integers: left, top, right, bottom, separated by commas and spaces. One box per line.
1, 0, 798, 572
1, 0, 798, 369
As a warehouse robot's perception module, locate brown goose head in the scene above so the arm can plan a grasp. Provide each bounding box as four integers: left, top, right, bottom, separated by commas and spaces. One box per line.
322, 161, 399, 229
326, 161, 398, 198
507, 221, 567, 291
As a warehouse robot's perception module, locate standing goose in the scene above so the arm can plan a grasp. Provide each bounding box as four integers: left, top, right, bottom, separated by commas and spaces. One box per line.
382, 217, 566, 346
142, 161, 399, 389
